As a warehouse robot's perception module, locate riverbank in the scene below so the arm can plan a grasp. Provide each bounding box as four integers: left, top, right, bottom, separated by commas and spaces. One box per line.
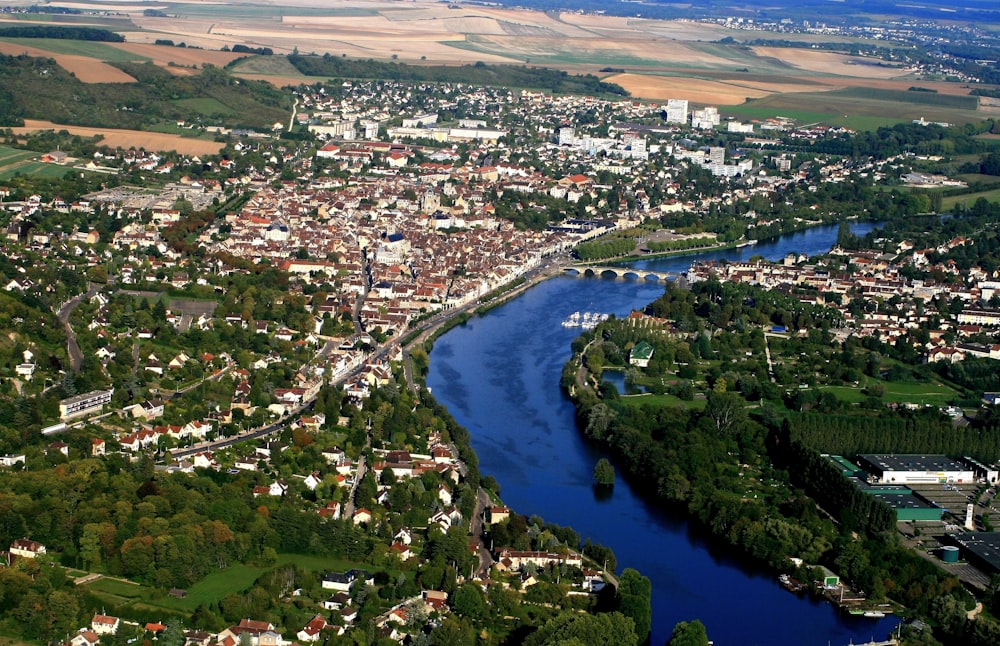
424, 221, 902, 645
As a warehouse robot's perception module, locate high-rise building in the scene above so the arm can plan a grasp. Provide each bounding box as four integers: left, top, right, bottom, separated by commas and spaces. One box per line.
666, 99, 689, 124
558, 126, 576, 146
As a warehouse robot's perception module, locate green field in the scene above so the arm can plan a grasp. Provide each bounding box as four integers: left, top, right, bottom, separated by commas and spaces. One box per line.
161, 2, 377, 19
942, 186, 1000, 209
726, 89, 984, 128
722, 102, 908, 130
820, 379, 961, 406
154, 564, 268, 611
173, 97, 238, 117
231, 55, 315, 76
836, 87, 979, 110
0, 37, 147, 62
0, 160, 76, 180
0, 146, 37, 165
75, 551, 381, 616
617, 392, 708, 410
86, 578, 145, 598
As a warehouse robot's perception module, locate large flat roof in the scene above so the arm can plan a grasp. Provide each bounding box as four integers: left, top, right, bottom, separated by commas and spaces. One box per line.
871, 492, 938, 511
947, 532, 1000, 574
858, 454, 970, 473
851, 478, 912, 494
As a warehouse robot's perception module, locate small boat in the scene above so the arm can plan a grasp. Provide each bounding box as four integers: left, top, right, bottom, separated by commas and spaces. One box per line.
561, 311, 582, 327
778, 574, 807, 593
863, 610, 885, 618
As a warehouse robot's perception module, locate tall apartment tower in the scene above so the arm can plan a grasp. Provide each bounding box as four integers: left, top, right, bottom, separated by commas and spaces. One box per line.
558, 126, 576, 146
666, 99, 689, 124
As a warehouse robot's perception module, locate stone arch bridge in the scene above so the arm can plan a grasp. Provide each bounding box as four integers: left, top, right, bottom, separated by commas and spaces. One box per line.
563, 265, 682, 283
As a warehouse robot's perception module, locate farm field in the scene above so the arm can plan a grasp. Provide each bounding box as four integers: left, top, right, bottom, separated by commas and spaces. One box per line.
0, 146, 88, 180
942, 187, 1000, 209
9, 120, 224, 156
607, 73, 794, 105
0, 0, 992, 128
108, 42, 246, 69
725, 88, 986, 128
0, 37, 140, 60
0, 161, 75, 181
0, 39, 139, 82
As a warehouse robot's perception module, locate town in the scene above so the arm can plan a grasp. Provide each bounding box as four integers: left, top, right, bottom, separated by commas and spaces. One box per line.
2, 65, 1000, 645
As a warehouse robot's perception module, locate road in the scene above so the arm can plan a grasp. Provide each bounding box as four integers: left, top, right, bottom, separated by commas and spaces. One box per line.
57, 282, 102, 373
168, 255, 568, 462
343, 452, 367, 519
470, 487, 495, 577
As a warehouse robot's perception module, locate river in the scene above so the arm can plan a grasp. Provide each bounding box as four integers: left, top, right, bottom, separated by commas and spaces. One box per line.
427, 223, 901, 645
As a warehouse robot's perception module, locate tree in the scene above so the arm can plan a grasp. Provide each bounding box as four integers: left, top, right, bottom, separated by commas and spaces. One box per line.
430, 616, 475, 645
704, 390, 747, 435
617, 568, 652, 642
669, 619, 710, 646
593, 458, 615, 487
523, 611, 638, 646
160, 619, 186, 646
451, 583, 487, 620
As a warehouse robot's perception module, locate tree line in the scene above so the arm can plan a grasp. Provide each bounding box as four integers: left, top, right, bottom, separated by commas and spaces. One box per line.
0, 26, 124, 41
287, 53, 628, 97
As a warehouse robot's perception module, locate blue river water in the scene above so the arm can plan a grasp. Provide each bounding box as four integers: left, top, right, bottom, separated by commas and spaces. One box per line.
427, 223, 901, 645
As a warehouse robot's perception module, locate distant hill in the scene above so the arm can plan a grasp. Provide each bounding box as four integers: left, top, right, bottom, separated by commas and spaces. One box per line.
0, 55, 292, 130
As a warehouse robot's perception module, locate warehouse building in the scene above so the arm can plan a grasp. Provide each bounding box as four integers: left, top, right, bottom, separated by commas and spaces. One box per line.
945, 532, 1000, 575
850, 478, 943, 521
857, 454, 974, 485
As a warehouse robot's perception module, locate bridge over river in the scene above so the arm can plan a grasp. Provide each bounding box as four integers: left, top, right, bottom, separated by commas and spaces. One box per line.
563, 265, 683, 282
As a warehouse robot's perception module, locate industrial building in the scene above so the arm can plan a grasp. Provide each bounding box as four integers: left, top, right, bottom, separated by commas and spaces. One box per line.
857, 454, 975, 485
849, 477, 943, 521
945, 532, 1000, 575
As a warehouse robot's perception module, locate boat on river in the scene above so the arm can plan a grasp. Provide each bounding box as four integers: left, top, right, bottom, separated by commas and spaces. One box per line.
779, 573, 808, 594
561, 311, 609, 329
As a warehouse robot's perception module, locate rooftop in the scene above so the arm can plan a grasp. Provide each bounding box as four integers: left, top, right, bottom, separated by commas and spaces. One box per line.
947, 532, 1000, 575
858, 454, 970, 473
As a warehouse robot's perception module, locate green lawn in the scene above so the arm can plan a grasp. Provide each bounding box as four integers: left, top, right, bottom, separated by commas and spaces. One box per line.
617, 392, 707, 410
0, 38, 146, 62
85, 577, 145, 599
151, 563, 268, 612
820, 379, 961, 406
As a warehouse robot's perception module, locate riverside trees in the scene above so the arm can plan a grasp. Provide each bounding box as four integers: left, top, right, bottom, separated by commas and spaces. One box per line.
565, 281, 999, 645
